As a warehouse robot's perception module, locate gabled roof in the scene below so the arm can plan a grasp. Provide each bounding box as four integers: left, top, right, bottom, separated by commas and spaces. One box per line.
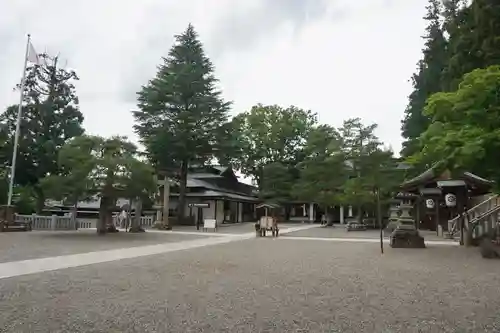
256, 203, 281, 209
400, 165, 494, 194
157, 165, 258, 200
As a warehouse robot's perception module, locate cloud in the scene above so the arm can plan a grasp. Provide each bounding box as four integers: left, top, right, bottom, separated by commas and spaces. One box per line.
0, 0, 427, 156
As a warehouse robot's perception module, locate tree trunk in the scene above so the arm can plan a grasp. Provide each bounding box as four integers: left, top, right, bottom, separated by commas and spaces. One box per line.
97, 196, 108, 234
153, 176, 172, 230
71, 199, 78, 230
162, 176, 170, 228
34, 186, 45, 214
177, 160, 189, 224
357, 204, 363, 223
284, 204, 291, 221
325, 206, 333, 226
129, 198, 145, 233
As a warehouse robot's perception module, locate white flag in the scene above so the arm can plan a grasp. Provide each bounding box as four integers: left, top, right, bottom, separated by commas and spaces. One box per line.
27, 41, 39, 64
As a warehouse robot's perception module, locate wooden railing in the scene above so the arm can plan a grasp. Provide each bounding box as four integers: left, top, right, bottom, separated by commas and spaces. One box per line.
447, 194, 499, 237
14, 214, 156, 230
469, 205, 500, 240
15, 214, 76, 230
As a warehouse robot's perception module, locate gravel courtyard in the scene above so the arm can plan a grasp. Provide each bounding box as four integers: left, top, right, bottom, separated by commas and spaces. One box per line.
1, 235, 500, 333
286, 225, 453, 243
0, 230, 212, 263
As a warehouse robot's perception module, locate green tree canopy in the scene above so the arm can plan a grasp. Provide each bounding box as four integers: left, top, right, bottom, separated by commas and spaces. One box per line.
338, 118, 394, 220
53, 135, 155, 233
0, 54, 84, 211
410, 65, 500, 186
401, 0, 447, 157
133, 24, 231, 223
293, 125, 346, 210
230, 104, 317, 186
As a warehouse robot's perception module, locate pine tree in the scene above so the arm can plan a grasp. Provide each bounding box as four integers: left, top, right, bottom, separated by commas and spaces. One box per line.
400, 0, 447, 157
0, 54, 84, 211
133, 24, 231, 224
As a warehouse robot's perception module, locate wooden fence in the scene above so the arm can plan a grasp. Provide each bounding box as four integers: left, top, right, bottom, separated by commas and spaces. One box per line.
15, 214, 156, 230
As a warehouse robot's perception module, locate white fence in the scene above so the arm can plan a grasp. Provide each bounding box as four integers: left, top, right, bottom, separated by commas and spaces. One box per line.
112, 215, 156, 228
15, 214, 156, 231
16, 214, 76, 230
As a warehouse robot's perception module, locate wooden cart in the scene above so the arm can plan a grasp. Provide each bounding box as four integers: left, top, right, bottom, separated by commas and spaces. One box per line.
255, 203, 280, 237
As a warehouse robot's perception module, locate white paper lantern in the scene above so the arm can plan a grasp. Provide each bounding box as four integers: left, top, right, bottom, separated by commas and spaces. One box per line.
445, 193, 456, 207
425, 199, 435, 209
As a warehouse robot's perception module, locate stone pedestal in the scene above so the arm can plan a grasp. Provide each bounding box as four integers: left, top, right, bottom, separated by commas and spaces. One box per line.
387, 201, 426, 248
389, 225, 426, 248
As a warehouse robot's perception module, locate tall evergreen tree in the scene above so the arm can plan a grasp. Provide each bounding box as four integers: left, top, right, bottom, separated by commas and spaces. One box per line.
442, 0, 500, 90
441, 0, 475, 90
0, 54, 84, 211
400, 0, 447, 157
133, 24, 231, 225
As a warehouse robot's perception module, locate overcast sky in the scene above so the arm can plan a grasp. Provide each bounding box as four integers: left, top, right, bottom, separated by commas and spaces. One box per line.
1, 0, 426, 157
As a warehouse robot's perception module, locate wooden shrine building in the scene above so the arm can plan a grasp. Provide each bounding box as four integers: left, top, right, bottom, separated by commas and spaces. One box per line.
399, 166, 494, 231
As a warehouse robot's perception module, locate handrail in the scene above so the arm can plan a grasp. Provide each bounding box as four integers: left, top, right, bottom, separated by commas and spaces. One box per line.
467, 194, 499, 214
447, 194, 499, 237
449, 194, 498, 225
469, 205, 500, 225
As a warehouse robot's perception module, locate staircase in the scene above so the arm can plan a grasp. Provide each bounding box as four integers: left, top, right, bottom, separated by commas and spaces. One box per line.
447, 194, 500, 244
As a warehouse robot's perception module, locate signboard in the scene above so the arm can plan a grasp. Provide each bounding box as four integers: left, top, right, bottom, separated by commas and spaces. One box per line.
189, 203, 210, 208
203, 219, 217, 231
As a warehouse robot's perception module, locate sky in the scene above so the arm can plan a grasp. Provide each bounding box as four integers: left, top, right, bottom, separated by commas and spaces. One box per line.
1, 0, 427, 159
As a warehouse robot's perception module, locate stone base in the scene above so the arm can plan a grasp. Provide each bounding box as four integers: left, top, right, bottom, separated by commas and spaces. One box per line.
390, 228, 426, 248
107, 225, 119, 233
152, 221, 172, 230
128, 226, 146, 233
384, 220, 399, 236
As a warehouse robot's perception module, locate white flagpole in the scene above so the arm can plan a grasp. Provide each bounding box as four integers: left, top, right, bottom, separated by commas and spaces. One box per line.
7, 34, 31, 206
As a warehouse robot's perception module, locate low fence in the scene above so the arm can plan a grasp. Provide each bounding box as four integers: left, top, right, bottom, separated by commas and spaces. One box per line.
112, 215, 155, 228
15, 214, 156, 231
15, 214, 75, 230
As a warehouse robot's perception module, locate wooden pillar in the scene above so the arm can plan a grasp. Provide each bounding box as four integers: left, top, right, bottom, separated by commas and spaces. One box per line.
214, 199, 218, 224
309, 203, 314, 223
162, 176, 170, 224
415, 198, 420, 230
435, 198, 439, 235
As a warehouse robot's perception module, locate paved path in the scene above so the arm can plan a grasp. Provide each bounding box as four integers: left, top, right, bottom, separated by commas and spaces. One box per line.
0, 224, 317, 280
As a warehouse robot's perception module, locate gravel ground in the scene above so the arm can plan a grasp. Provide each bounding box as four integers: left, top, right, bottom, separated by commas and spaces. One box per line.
286, 226, 453, 242
1, 237, 500, 332
166, 222, 310, 235
0, 230, 212, 263
170, 222, 257, 234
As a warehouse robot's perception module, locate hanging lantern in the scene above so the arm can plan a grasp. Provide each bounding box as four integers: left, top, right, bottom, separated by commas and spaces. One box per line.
445, 193, 456, 207
425, 199, 435, 209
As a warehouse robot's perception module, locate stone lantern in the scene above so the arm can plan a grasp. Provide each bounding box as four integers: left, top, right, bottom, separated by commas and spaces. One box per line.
396, 192, 416, 228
